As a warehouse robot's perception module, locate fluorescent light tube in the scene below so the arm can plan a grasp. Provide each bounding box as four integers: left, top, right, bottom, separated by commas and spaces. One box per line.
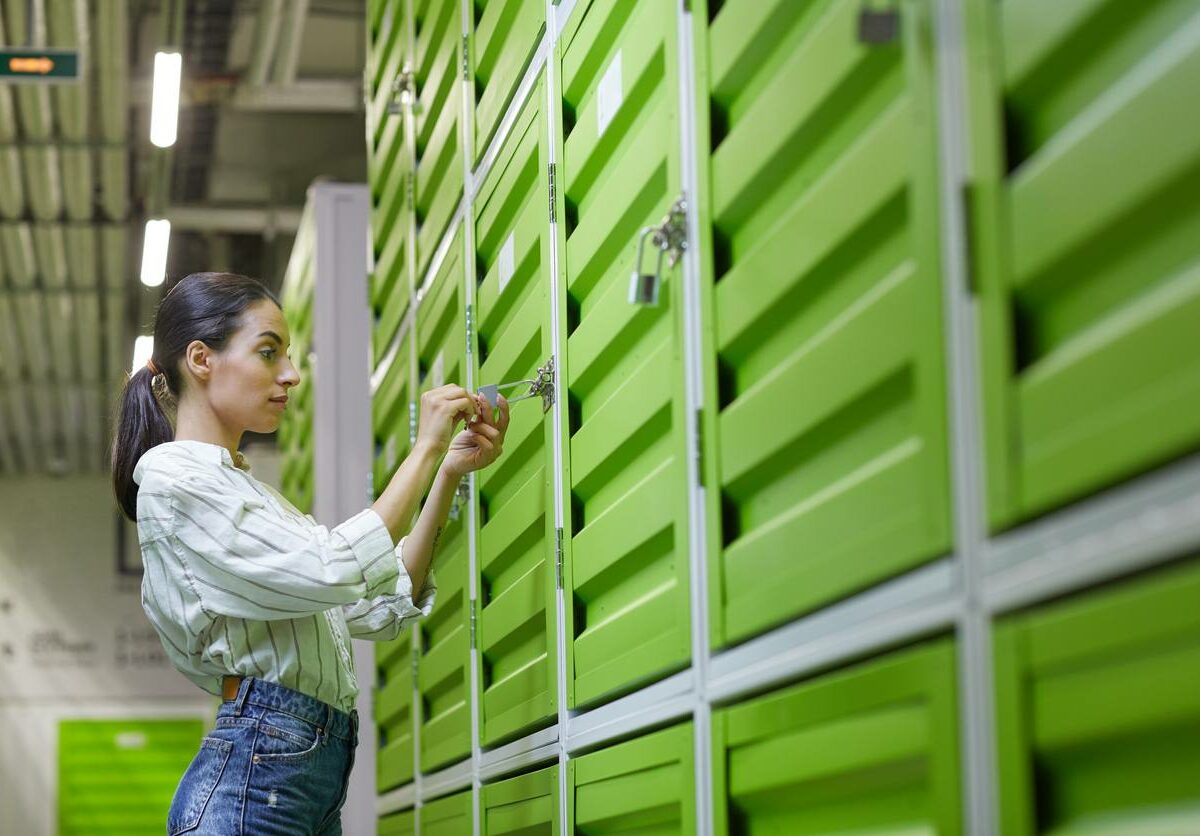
150, 51, 182, 148
140, 219, 170, 287
132, 335, 154, 375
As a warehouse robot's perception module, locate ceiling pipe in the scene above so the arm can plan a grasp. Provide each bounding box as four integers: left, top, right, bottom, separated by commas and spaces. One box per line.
271, 0, 310, 86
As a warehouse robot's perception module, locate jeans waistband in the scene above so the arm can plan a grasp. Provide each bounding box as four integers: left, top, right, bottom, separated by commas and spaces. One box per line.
220, 676, 357, 742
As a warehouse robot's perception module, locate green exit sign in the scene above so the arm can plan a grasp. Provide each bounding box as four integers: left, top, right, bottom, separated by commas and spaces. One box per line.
0, 48, 79, 82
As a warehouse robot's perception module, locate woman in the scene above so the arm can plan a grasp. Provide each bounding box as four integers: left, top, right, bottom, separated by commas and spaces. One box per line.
111, 272, 508, 835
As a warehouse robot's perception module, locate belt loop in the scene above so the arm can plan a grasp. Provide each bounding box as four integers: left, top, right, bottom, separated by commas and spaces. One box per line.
232, 676, 252, 717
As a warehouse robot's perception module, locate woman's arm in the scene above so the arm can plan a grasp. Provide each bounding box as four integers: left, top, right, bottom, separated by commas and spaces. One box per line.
401, 467, 461, 597
370, 384, 479, 544
402, 395, 511, 596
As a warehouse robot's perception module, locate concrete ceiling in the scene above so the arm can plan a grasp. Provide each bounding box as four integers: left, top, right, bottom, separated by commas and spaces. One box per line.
0, 0, 366, 477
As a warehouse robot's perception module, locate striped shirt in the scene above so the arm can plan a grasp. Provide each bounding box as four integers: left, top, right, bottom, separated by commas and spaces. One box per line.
132, 439, 435, 713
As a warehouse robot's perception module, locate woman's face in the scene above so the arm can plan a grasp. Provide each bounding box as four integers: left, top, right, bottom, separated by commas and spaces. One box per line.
202, 299, 302, 434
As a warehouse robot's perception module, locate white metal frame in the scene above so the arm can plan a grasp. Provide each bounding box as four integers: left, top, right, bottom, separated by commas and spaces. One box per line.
361, 1, 1200, 833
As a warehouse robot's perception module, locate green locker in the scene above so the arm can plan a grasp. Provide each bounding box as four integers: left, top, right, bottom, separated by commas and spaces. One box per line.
553, 0, 693, 709
473, 74, 558, 747
713, 640, 961, 834
373, 330, 415, 498
415, 223, 473, 772
569, 722, 695, 833
414, 0, 466, 277
482, 763, 560, 835
693, 0, 952, 648
422, 788, 475, 835
468, 0, 547, 163
58, 718, 203, 835
375, 626, 416, 792
994, 559, 1200, 835
373, 161, 413, 370
965, 1, 1200, 529
368, 0, 408, 158
378, 807, 416, 836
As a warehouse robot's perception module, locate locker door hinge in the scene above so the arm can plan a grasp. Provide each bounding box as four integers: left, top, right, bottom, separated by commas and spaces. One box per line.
411, 647, 419, 688
554, 527, 564, 590
960, 181, 977, 296
469, 607, 477, 649
547, 162, 557, 224
465, 304, 473, 357
405, 171, 415, 209
694, 408, 705, 487
462, 34, 470, 81
408, 399, 417, 446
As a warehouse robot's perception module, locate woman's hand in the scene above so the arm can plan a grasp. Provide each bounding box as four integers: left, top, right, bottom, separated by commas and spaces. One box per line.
441, 395, 510, 478
415, 384, 480, 455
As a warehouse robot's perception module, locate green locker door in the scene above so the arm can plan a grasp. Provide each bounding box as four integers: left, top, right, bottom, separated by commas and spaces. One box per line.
965, 1, 1200, 529
694, 0, 952, 649
373, 330, 415, 498
375, 626, 416, 792
569, 722, 695, 833
713, 640, 961, 834
483, 764, 560, 835
373, 161, 413, 370
58, 718, 203, 835
554, 0, 692, 709
468, 0, 546, 164
368, 0, 408, 158
473, 74, 558, 747
378, 807, 416, 836
422, 789, 475, 835
414, 0, 465, 278
994, 559, 1200, 835
415, 224, 473, 772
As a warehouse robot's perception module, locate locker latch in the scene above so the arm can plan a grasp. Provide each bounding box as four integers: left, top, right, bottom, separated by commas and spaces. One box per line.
629, 196, 688, 306
477, 356, 556, 415
387, 65, 416, 115
858, 3, 900, 44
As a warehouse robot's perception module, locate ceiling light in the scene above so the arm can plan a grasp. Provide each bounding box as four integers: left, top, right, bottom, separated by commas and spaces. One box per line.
140, 219, 170, 287
150, 51, 182, 148
132, 336, 154, 375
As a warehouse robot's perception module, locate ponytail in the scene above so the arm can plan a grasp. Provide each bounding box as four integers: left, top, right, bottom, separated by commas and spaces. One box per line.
112, 364, 175, 520
110, 271, 280, 521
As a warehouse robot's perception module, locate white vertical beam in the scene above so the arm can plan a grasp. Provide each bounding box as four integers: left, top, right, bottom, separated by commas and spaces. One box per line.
933, 0, 999, 833
309, 181, 376, 836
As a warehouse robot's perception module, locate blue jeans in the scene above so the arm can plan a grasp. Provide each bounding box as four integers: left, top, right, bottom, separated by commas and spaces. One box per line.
167, 677, 359, 835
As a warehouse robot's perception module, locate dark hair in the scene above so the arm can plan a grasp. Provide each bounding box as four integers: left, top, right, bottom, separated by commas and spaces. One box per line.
111, 272, 280, 520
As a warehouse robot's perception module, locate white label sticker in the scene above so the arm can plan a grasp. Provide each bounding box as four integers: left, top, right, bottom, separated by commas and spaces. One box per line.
115, 732, 147, 750
384, 435, 397, 472
597, 50, 623, 138
498, 232, 516, 294
430, 350, 445, 389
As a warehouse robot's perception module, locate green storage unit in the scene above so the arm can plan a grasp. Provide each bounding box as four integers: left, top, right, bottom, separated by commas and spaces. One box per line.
415, 223, 473, 772
58, 717, 204, 835
568, 722, 695, 834
414, 0, 465, 277
468, 0, 547, 163
693, 0, 952, 649
993, 559, 1200, 835
553, 0, 693, 709
473, 73, 559, 747
483, 763, 560, 835
373, 194, 414, 370
964, 0, 1200, 530
279, 230, 317, 515
422, 788, 476, 835
713, 640, 961, 834
373, 330, 416, 499
375, 626, 417, 792
378, 806, 416, 836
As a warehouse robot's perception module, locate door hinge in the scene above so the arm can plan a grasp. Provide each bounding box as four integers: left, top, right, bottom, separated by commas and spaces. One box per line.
547, 162, 557, 224
961, 182, 977, 296
694, 408, 705, 487
465, 304, 473, 357
409, 399, 417, 446
469, 607, 477, 649
462, 34, 470, 81
405, 170, 415, 209
554, 527, 564, 590
411, 647, 419, 688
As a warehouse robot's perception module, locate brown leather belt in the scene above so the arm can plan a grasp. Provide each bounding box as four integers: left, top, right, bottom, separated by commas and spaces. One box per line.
222, 675, 244, 701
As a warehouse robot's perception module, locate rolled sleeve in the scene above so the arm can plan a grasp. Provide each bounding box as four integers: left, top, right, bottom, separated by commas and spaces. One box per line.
335, 508, 402, 600
342, 537, 438, 641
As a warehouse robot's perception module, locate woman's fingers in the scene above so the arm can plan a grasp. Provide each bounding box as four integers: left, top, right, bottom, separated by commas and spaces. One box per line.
472, 423, 501, 441
497, 395, 511, 433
